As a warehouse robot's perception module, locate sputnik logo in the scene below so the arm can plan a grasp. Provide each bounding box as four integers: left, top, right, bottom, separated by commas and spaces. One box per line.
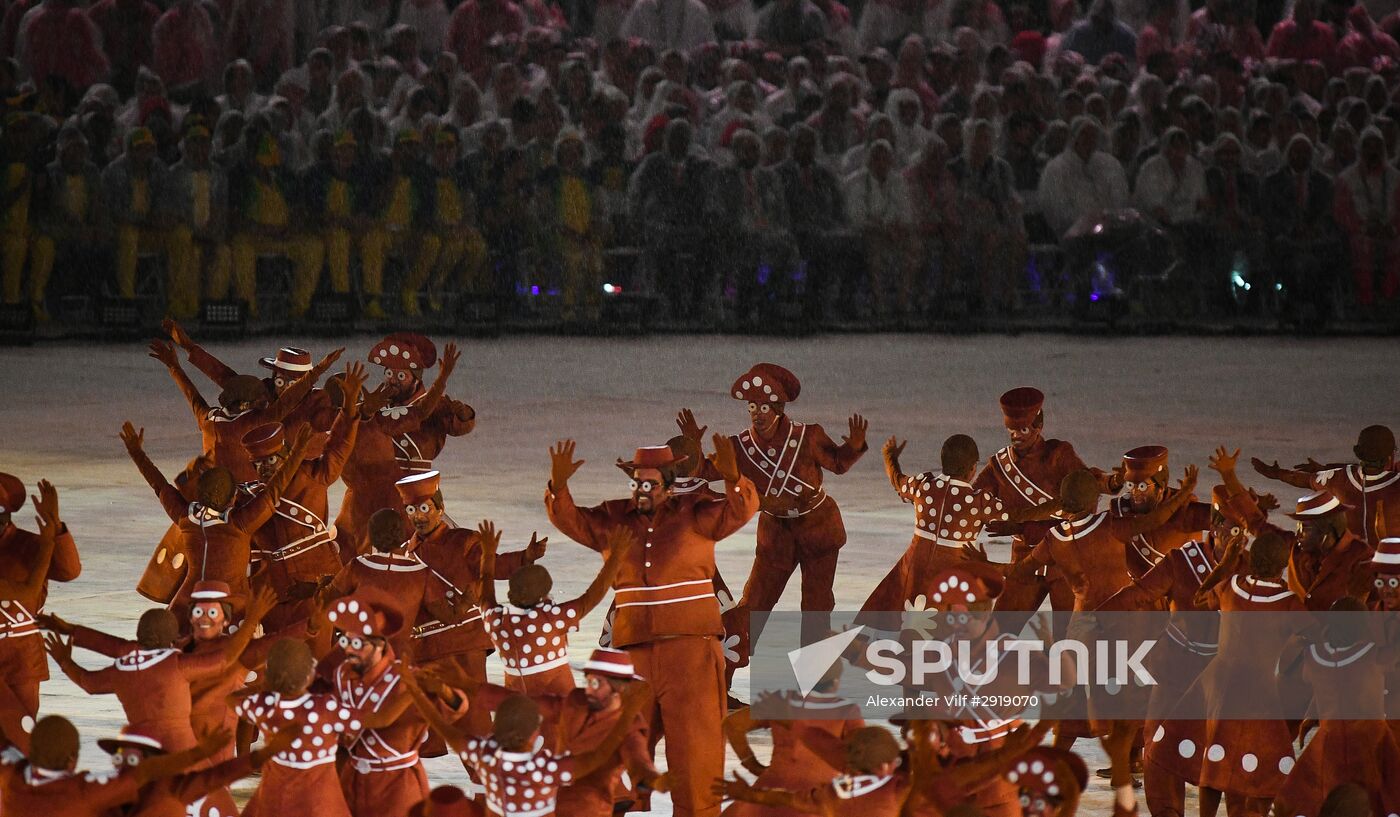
788, 626, 865, 696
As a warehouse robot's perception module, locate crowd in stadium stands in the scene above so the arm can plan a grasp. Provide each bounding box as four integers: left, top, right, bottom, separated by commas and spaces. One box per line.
2, 0, 1400, 329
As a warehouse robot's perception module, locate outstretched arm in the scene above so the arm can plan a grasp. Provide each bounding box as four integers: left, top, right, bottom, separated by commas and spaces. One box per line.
882, 436, 907, 491
120, 422, 184, 521
1192, 535, 1248, 608
574, 528, 633, 617
359, 689, 417, 730
268, 349, 344, 422
712, 778, 827, 816
217, 587, 279, 669
261, 425, 316, 501
43, 634, 116, 694
400, 666, 472, 752
809, 415, 869, 475
476, 520, 500, 609
163, 319, 239, 387
723, 707, 769, 777
37, 614, 137, 657
133, 727, 235, 785
0, 511, 58, 598
408, 343, 461, 421
149, 340, 211, 422
1250, 456, 1317, 491
544, 439, 611, 552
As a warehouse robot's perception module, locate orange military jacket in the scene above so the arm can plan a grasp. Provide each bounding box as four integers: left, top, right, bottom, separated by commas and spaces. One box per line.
544, 477, 759, 648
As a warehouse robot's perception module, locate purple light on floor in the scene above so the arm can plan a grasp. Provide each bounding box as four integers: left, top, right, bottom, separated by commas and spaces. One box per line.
530, 285, 540, 296
1090, 293, 1100, 302
757, 265, 772, 286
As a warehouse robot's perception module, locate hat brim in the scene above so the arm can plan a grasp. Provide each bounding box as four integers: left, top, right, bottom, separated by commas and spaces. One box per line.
582, 664, 645, 681
615, 456, 683, 473
259, 357, 314, 372
97, 737, 166, 755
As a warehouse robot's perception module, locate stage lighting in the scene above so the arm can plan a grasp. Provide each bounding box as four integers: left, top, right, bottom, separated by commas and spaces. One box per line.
199, 299, 248, 338
308, 293, 359, 328
99, 298, 141, 329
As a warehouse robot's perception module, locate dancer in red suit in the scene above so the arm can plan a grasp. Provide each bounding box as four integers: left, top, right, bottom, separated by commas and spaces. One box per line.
864, 433, 1055, 612
678, 363, 867, 629
402, 669, 653, 817
43, 588, 274, 756
974, 387, 1121, 614
162, 320, 339, 440
545, 439, 759, 817
1251, 424, 1399, 545
326, 591, 437, 817
242, 362, 368, 629
120, 420, 313, 618
146, 339, 340, 483
478, 528, 628, 696
395, 469, 543, 690
0, 716, 227, 817
370, 333, 477, 476
0, 476, 73, 752
332, 343, 461, 559
96, 724, 293, 817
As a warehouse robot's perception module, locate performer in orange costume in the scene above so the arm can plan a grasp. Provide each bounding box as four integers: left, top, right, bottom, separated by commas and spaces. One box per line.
0, 476, 75, 752
545, 439, 759, 817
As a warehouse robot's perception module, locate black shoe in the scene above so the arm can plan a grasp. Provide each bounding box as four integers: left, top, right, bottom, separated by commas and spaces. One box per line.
1095, 767, 1144, 788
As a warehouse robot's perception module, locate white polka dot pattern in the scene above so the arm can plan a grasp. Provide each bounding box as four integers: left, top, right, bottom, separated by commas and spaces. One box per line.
483, 601, 584, 676
234, 692, 355, 769
900, 472, 1007, 544
459, 738, 577, 817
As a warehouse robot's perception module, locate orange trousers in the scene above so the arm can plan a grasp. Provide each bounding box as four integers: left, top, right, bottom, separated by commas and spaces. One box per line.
627, 636, 725, 817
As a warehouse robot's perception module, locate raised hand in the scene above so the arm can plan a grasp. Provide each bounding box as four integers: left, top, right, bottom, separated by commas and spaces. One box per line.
524, 532, 548, 563
844, 413, 869, 449
161, 318, 193, 349
1209, 447, 1241, 475
32, 479, 58, 525
882, 436, 906, 463
314, 348, 345, 374
1249, 457, 1282, 478
35, 612, 74, 636
477, 520, 502, 554
1179, 464, 1199, 494
341, 362, 368, 406
43, 633, 73, 664
960, 541, 990, 563
439, 343, 462, 379
360, 385, 392, 415
709, 433, 740, 482
1109, 463, 1127, 492
147, 339, 179, 368
549, 440, 585, 488
119, 422, 145, 453
1255, 492, 1280, 514
676, 408, 707, 441
247, 585, 279, 624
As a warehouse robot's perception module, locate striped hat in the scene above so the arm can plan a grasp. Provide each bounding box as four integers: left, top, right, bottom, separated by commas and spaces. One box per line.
1286, 491, 1350, 520
582, 648, 644, 680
